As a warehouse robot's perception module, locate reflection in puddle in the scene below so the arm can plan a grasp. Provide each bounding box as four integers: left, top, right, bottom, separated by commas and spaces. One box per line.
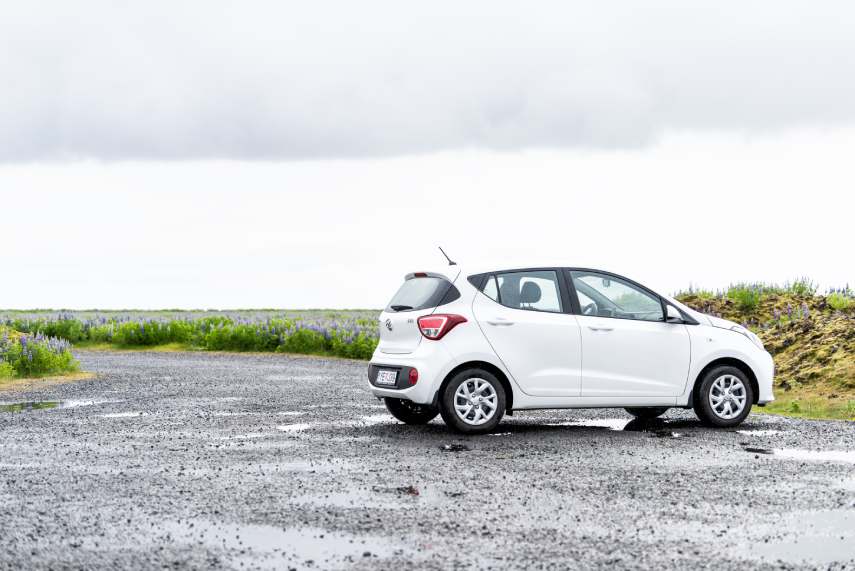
159, 520, 403, 569
753, 510, 855, 564
0, 400, 111, 413
276, 423, 312, 433
546, 418, 630, 431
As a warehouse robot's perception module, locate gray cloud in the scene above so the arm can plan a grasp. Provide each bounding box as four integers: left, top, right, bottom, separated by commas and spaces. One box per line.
2, 0, 854, 161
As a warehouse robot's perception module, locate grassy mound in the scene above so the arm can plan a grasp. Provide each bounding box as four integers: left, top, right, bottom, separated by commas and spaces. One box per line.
676, 282, 855, 420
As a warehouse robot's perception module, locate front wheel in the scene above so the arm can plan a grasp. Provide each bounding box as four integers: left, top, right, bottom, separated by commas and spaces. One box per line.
693, 366, 754, 428
439, 369, 506, 434
384, 398, 439, 425
624, 406, 670, 419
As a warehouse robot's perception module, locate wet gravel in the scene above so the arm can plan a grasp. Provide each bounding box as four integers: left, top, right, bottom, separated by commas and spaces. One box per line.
1, 350, 854, 570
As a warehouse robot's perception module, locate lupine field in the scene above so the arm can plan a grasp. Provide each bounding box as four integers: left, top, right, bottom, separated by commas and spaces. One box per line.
0, 310, 380, 379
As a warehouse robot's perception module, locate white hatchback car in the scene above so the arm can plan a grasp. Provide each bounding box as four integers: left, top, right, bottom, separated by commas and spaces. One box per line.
368, 266, 774, 434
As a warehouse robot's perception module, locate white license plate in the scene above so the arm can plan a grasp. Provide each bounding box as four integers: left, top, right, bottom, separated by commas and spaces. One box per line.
376, 369, 398, 386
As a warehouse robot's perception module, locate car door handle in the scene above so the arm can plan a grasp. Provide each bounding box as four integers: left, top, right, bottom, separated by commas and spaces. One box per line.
487, 319, 514, 326
588, 326, 614, 332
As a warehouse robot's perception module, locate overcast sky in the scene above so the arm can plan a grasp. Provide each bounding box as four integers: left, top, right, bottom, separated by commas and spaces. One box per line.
1, 1, 853, 308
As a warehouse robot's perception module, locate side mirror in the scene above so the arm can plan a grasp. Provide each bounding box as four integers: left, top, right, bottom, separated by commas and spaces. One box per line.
666, 305, 684, 323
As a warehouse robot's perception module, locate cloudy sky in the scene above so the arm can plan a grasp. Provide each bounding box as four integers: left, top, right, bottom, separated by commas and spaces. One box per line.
2, 1, 853, 308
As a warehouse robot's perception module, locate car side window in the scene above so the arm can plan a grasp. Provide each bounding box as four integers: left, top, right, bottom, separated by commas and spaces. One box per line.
569, 271, 663, 322
482, 275, 499, 301
493, 270, 562, 313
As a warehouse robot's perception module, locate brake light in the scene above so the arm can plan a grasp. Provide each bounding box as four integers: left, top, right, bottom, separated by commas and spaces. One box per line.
417, 314, 467, 340
408, 368, 419, 385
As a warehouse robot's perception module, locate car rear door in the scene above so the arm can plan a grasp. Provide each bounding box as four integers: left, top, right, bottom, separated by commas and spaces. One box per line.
378, 271, 460, 355
472, 269, 582, 397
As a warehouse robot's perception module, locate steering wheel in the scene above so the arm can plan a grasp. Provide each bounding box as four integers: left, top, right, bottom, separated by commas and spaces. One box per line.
582, 302, 598, 316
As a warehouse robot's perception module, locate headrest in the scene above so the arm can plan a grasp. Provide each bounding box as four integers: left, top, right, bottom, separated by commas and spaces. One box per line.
520, 281, 542, 304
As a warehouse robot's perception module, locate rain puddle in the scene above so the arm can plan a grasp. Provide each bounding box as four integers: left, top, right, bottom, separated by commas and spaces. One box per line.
440, 444, 471, 452
544, 417, 686, 438
0, 400, 112, 413
736, 429, 782, 436
300, 484, 443, 508
276, 423, 312, 433
159, 520, 405, 569
546, 418, 630, 431
212, 411, 306, 417
743, 447, 855, 464
357, 414, 396, 426
752, 510, 855, 565
217, 432, 270, 441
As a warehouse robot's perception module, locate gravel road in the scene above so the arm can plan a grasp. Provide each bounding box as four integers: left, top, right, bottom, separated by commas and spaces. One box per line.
1, 350, 854, 570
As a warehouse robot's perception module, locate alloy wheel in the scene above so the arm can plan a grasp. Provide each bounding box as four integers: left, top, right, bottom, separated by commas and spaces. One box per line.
709, 374, 747, 420
454, 378, 498, 425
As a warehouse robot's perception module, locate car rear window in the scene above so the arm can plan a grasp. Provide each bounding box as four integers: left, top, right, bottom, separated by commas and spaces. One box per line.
386, 277, 460, 312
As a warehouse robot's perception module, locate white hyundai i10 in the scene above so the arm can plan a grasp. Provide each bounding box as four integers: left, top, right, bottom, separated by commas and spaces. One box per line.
368, 266, 774, 434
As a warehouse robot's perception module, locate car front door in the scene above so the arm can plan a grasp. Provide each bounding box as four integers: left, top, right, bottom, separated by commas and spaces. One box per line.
568, 270, 691, 397
472, 270, 582, 397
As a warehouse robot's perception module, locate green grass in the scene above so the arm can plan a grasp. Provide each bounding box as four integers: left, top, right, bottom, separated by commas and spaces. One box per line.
760, 396, 855, 422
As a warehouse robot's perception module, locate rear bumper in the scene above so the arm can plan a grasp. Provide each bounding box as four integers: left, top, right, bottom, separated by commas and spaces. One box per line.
367, 342, 453, 405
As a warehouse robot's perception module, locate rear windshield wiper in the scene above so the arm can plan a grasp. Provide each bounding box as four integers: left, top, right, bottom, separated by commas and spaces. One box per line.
390, 305, 413, 312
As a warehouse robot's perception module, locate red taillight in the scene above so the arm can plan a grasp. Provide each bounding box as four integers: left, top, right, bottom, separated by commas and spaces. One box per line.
408, 368, 419, 385
417, 314, 467, 340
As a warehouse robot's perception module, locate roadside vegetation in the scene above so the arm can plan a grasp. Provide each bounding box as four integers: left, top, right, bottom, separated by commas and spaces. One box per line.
676, 279, 855, 421
0, 327, 79, 381
3, 283, 853, 421
0, 311, 379, 361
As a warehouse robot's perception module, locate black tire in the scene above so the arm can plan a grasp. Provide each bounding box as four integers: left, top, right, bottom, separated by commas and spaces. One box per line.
624, 406, 670, 419
693, 365, 754, 428
439, 368, 506, 435
384, 398, 439, 425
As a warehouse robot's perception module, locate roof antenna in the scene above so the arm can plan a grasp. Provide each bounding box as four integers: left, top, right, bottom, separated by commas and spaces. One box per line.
438, 246, 457, 266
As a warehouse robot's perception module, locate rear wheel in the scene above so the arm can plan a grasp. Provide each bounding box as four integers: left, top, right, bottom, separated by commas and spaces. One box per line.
624, 406, 670, 419
439, 369, 506, 434
384, 398, 439, 425
693, 366, 754, 427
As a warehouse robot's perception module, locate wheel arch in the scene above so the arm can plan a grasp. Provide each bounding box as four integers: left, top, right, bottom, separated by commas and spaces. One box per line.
435, 360, 514, 413
692, 357, 760, 405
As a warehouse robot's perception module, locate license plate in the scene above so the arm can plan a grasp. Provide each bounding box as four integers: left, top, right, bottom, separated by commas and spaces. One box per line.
375, 369, 398, 386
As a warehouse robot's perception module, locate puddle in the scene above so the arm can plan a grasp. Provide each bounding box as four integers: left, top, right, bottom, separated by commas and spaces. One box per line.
217, 433, 269, 441
212, 411, 306, 417
276, 423, 312, 433
743, 446, 855, 464
0, 400, 112, 413
773, 448, 855, 464
440, 444, 471, 452
159, 520, 404, 569
752, 510, 855, 564
358, 414, 396, 425
736, 429, 782, 436
300, 484, 443, 509
546, 418, 630, 431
